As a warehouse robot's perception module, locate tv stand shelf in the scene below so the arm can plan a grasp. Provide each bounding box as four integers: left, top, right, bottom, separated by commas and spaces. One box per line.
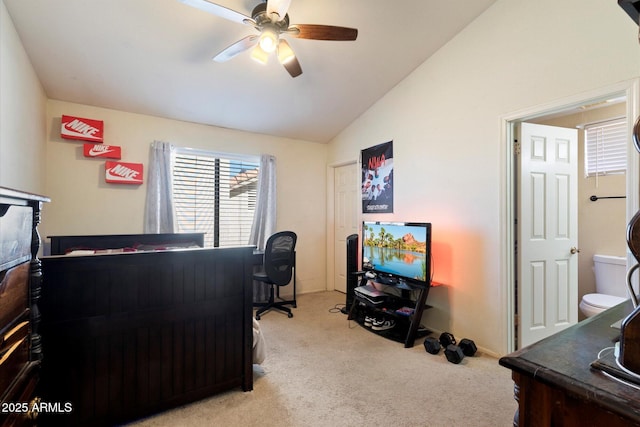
348, 278, 431, 348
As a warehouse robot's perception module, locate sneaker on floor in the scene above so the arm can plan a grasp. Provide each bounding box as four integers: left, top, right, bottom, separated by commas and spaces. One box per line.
371, 318, 385, 328
372, 319, 396, 331
364, 316, 374, 327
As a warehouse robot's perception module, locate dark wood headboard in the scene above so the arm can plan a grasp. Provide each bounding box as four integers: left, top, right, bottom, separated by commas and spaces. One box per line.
48, 233, 205, 255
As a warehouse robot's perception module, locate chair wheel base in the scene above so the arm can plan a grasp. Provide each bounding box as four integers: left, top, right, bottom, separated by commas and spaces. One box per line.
255, 314, 261, 320
287, 313, 293, 318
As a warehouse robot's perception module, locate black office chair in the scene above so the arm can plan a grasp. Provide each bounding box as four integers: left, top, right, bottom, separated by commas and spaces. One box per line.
254, 231, 297, 320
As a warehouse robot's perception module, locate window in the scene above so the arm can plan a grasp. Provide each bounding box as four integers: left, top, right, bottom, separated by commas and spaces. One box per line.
584, 118, 627, 177
172, 148, 259, 248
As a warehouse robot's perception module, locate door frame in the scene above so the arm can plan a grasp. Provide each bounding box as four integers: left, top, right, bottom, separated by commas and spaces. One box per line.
327, 159, 360, 292
501, 79, 640, 353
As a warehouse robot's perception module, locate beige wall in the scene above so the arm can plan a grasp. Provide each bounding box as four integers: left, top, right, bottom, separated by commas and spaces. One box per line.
0, 1, 47, 194
327, 0, 640, 356
41, 100, 329, 296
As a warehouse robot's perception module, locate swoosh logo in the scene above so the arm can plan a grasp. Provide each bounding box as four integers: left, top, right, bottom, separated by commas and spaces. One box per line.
89, 147, 116, 157
63, 128, 101, 139
106, 168, 141, 182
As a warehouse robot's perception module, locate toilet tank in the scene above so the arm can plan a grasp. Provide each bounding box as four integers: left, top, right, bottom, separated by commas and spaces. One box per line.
593, 254, 627, 298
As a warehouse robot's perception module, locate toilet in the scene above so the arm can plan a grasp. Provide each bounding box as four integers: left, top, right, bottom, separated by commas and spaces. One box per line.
579, 254, 628, 318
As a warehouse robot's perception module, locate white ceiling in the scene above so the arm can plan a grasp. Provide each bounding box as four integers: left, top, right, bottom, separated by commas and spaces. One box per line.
4, 0, 498, 143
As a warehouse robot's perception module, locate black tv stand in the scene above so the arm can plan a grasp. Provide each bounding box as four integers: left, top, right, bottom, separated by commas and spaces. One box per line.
347, 274, 431, 348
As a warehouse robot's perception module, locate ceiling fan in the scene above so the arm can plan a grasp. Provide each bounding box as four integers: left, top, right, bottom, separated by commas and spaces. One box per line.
178, 0, 358, 77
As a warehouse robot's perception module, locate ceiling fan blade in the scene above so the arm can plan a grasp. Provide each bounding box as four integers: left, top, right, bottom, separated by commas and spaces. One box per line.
178, 0, 254, 25
288, 24, 358, 41
266, 0, 292, 21
213, 35, 259, 62
277, 39, 302, 77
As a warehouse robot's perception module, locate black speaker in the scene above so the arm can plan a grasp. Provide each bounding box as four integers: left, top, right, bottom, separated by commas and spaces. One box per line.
344, 234, 359, 311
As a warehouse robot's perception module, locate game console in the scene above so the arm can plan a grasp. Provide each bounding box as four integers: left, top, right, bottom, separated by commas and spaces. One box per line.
354, 284, 387, 305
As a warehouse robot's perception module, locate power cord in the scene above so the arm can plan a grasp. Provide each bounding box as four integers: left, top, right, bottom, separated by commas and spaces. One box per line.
595, 345, 640, 391
614, 344, 640, 386
329, 303, 346, 314
602, 370, 640, 391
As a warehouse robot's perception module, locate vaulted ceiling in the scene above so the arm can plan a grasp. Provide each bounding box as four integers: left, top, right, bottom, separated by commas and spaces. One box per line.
4, 0, 498, 143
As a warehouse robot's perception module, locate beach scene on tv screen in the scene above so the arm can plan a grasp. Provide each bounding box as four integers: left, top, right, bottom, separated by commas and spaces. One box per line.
362, 223, 427, 282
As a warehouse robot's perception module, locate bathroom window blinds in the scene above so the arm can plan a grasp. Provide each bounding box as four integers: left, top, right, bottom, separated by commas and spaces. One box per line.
584, 118, 627, 177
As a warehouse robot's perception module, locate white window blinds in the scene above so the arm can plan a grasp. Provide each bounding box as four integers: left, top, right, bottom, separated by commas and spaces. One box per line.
172, 149, 259, 248
584, 118, 627, 177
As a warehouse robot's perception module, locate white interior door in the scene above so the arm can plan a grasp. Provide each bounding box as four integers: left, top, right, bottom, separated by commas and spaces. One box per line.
518, 122, 579, 347
334, 163, 359, 293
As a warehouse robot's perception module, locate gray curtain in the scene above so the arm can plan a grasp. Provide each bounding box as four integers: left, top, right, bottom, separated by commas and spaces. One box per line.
250, 154, 277, 302
144, 141, 175, 233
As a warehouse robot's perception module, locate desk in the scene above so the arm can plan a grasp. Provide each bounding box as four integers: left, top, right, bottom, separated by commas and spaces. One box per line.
499, 301, 640, 426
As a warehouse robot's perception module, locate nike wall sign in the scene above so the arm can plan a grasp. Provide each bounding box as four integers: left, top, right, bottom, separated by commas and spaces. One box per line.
83, 143, 122, 159
105, 161, 143, 185
61, 115, 104, 142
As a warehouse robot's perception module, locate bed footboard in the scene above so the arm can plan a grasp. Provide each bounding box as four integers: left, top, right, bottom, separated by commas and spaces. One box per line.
38, 246, 254, 426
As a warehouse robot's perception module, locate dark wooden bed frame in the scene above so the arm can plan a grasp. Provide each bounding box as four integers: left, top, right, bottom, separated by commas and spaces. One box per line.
38, 233, 255, 426
48, 232, 205, 255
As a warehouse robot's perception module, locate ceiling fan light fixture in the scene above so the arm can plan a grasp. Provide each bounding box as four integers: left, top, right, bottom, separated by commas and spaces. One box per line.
259, 27, 278, 53
277, 40, 295, 64
250, 45, 269, 64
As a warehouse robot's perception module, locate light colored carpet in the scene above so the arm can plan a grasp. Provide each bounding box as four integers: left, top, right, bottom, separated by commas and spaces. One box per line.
127, 291, 517, 427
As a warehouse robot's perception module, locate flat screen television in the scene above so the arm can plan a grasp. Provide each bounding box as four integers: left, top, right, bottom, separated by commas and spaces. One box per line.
362, 221, 431, 287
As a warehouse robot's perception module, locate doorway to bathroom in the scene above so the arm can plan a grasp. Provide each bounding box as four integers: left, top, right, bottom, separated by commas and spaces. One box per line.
503, 80, 640, 352
528, 101, 628, 323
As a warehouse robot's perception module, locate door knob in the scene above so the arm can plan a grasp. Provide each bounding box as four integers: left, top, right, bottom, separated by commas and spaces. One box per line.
570, 247, 580, 254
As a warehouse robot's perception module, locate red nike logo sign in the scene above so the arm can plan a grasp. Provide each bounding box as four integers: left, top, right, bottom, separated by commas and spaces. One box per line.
105, 161, 143, 185
61, 115, 104, 142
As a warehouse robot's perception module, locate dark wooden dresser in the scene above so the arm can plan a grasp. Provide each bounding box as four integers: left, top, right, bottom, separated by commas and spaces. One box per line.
0, 187, 49, 426
500, 300, 640, 426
